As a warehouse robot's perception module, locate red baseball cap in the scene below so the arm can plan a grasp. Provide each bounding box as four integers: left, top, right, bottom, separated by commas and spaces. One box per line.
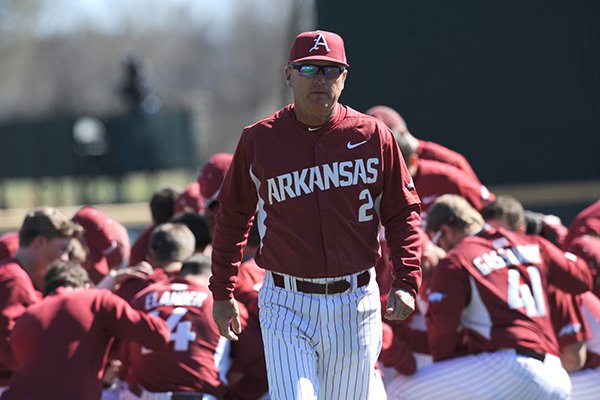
288, 30, 349, 67
175, 182, 205, 214
72, 206, 117, 257
0, 231, 19, 261
366, 105, 407, 132
198, 153, 233, 207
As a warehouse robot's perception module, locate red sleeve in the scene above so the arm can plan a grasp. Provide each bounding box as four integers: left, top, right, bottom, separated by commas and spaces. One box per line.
129, 226, 153, 266
210, 131, 258, 301
0, 272, 39, 369
540, 237, 593, 295
378, 126, 422, 297
426, 257, 470, 361
417, 140, 480, 183
547, 288, 588, 348
95, 289, 170, 351
378, 321, 416, 376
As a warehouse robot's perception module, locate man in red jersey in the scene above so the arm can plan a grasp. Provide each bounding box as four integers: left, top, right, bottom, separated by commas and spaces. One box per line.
0, 207, 81, 390
123, 253, 267, 400
210, 30, 422, 399
564, 199, 600, 247
366, 105, 481, 183
1, 261, 169, 400
387, 195, 592, 399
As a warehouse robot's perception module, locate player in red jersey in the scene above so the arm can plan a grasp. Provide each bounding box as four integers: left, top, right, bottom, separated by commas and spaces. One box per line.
365, 105, 481, 183
387, 195, 592, 399
210, 30, 422, 399
0, 207, 81, 390
1, 261, 169, 400
564, 199, 600, 247
130, 186, 182, 266
394, 133, 493, 227
122, 253, 266, 400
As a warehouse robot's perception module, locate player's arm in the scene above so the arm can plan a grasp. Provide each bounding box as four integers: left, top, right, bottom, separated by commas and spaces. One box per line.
541, 236, 593, 294
0, 278, 35, 369
425, 257, 470, 361
378, 123, 422, 302
97, 290, 170, 351
209, 131, 259, 339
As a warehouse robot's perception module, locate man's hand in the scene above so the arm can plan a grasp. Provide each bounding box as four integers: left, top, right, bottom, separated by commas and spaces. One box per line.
385, 287, 416, 321
212, 298, 242, 341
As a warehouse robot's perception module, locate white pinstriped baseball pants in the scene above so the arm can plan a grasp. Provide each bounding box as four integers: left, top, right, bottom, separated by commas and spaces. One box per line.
570, 367, 600, 399
386, 349, 571, 400
259, 268, 382, 400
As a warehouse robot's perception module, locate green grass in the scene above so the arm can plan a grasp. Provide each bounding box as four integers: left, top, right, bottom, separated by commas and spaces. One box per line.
0, 169, 197, 209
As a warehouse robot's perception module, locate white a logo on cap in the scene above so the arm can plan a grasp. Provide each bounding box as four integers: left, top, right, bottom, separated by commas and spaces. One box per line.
309, 33, 331, 53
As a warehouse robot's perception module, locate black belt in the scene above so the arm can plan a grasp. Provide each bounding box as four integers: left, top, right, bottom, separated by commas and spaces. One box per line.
272, 270, 370, 295
516, 348, 546, 362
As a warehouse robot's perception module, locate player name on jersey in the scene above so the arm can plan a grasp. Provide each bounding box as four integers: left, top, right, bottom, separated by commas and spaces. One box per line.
265, 157, 379, 205
144, 289, 209, 310
472, 244, 543, 276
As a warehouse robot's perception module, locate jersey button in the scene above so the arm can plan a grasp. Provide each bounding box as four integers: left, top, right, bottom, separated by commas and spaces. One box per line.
318, 143, 324, 148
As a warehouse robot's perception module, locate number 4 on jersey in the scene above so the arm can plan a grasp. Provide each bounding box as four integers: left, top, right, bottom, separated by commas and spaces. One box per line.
142, 307, 196, 354
507, 266, 546, 318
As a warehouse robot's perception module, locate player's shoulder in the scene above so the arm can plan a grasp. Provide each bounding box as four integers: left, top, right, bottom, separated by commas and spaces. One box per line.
0, 259, 30, 283
242, 104, 293, 137
418, 158, 464, 178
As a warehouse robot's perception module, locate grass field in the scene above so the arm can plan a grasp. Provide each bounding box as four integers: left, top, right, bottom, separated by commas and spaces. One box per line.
0, 169, 197, 231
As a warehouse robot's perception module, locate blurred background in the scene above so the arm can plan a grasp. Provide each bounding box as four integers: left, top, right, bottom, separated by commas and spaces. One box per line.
0, 0, 598, 230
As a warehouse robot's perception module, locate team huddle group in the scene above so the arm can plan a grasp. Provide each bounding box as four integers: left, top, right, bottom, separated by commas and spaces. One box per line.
0, 102, 599, 400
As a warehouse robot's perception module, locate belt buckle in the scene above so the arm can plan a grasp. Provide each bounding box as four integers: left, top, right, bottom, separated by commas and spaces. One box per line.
325, 281, 332, 294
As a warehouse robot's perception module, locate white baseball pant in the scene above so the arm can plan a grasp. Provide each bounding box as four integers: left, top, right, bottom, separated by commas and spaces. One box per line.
387, 349, 571, 400
259, 268, 382, 400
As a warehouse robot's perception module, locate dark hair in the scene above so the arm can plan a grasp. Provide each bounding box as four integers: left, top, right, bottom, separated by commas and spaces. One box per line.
395, 134, 414, 166
149, 223, 195, 264
168, 212, 212, 251
180, 253, 212, 277
150, 186, 181, 224
44, 261, 91, 296
480, 195, 526, 232
19, 206, 82, 247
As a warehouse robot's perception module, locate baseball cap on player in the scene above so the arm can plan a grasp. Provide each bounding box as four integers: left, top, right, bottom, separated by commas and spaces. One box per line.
365, 105, 407, 133
288, 30, 349, 67
175, 182, 205, 214
72, 206, 118, 282
197, 153, 233, 208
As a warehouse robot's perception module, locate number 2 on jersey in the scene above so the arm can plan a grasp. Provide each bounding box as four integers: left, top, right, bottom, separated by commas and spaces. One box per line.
142, 307, 197, 354
358, 189, 374, 222
507, 266, 546, 317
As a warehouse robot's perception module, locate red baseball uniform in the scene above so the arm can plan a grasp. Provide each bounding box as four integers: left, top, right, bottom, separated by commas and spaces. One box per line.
417, 140, 480, 184
0, 259, 41, 385
2, 287, 169, 400
564, 199, 600, 246
414, 158, 494, 214
427, 228, 591, 361
210, 103, 422, 300
127, 278, 248, 397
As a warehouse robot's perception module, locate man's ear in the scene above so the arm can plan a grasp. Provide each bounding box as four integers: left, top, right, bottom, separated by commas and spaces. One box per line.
284, 66, 292, 87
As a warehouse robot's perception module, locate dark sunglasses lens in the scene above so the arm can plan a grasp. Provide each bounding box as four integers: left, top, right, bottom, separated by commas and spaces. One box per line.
298, 65, 318, 77
323, 66, 343, 78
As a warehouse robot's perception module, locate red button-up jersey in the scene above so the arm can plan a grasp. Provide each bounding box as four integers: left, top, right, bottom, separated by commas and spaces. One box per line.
210, 104, 422, 301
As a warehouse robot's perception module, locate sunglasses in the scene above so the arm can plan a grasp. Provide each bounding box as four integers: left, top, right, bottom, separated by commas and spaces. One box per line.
289, 64, 347, 78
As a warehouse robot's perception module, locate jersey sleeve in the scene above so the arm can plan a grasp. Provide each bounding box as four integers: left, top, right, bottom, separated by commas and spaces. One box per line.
95, 289, 170, 351
540, 236, 593, 295
378, 125, 422, 297
548, 289, 588, 348
426, 257, 470, 361
210, 131, 259, 301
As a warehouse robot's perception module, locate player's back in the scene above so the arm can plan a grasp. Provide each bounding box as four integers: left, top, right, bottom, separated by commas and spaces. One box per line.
127, 278, 229, 397
429, 227, 590, 359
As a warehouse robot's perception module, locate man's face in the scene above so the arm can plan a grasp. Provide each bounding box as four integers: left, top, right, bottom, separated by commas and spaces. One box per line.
32, 236, 72, 290
285, 61, 347, 115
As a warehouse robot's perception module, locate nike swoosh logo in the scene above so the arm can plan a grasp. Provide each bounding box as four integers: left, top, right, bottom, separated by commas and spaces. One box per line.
307, 126, 321, 131
347, 140, 367, 149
